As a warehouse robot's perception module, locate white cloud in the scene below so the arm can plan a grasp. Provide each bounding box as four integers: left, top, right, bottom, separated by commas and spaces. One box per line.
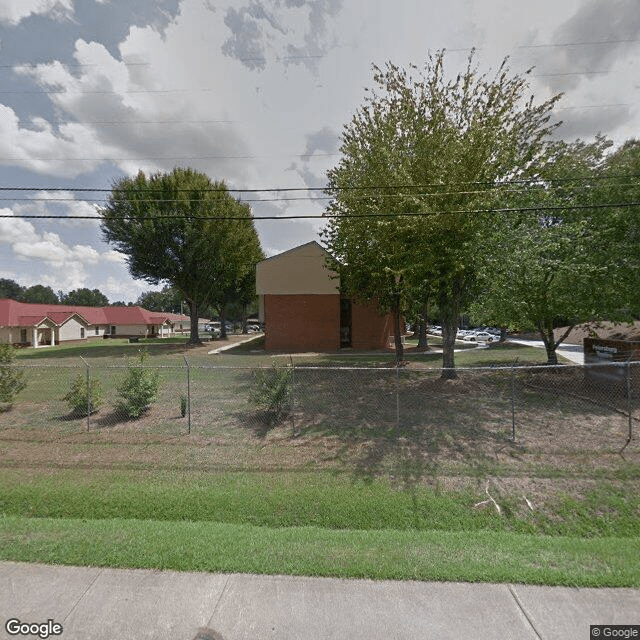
0, 0, 73, 26
101, 274, 157, 302
101, 249, 126, 263
13, 191, 101, 228
0, 208, 41, 245
0, 208, 125, 293
13, 231, 99, 266
0, 104, 112, 178
3, 0, 640, 300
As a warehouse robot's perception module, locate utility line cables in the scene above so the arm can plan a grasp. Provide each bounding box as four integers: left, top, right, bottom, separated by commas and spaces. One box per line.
2, 200, 639, 221
4, 183, 640, 204
2, 172, 640, 194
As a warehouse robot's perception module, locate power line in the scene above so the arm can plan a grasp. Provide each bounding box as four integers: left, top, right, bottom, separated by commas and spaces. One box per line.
4, 183, 640, 205
0, 153, 338, 162
2, 200, 639, 221
517, 39, 640, 49
1, 54, 324, 70
554, 103, 631, 111
1, 173, 639, 195
0, 88, 220, 95
43, 119, 239, 126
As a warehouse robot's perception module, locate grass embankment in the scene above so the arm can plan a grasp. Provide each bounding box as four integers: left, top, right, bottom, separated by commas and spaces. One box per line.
0, 470, 638, 586
4, 337, 637, 585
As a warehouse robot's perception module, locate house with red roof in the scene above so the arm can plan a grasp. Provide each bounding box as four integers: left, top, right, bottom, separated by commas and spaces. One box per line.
0, 299, 191, 347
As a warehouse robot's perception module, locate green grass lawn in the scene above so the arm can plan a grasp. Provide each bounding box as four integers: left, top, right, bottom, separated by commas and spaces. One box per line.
4, 336, 637, 586
0, 469, 638, 586
2, 516, 637, 586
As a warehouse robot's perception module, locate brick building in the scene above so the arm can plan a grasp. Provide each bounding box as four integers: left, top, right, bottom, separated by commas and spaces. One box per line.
256, 241, 393, 352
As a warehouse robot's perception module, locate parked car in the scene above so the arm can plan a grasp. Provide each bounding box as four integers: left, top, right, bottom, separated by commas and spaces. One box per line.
463, 331, 496, 342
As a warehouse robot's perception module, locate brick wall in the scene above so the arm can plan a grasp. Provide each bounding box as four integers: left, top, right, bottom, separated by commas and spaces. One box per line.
351, 300, 393, 350
264, 294, 340, 352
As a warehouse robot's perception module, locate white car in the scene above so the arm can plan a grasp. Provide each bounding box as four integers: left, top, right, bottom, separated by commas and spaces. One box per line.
463, 331, 496, 342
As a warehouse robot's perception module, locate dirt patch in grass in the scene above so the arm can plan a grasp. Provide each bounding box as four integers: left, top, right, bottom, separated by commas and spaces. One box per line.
2, 353, 639, 509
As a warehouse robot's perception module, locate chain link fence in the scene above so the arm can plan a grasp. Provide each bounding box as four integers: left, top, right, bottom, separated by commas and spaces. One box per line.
1, 360, 638, 462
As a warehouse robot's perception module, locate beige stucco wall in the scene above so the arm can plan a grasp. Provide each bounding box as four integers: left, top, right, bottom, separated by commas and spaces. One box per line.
89, 324, 107, 338
57, 317, 87, 342
0, 327, 15, 344
256, 242, 339, 296
111, 324, 149, 336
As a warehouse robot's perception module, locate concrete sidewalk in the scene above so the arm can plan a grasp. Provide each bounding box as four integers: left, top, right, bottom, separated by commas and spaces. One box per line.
1, 562, 638, 640
508, 338, 585, 364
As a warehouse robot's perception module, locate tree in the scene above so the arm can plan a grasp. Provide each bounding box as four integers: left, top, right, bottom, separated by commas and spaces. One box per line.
100, 168, 263, 345
212, 232, 264, 337
116, 350, 160, 418
471, 137, 638, 364
62, 288, 109, 307
20, 285, 59, 304
0, 344, 26, 410
322, 50, 561, 375
0, 278, 23, 301
136, 286, 183, 313
593, 138, 640, 315
63, 373, 104, 416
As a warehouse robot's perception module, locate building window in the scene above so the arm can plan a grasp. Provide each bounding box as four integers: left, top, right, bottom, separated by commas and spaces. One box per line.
20, 329, 27, 343
80, 328, 85, 339
110, 326, 116, 336
95, 326, 99, 335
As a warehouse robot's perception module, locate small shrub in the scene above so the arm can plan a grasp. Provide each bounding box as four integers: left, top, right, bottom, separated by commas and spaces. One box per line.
249, 363, 293, 425
0, 344, 26, 410
63, 373, 103, 416
116, 350, 160, 419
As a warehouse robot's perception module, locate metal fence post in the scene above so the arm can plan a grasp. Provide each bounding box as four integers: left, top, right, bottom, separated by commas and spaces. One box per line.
80, 356, 90, 432
289, 356, 296, 435
627, 359, 633, 444
395, 364, 400, 442
510, 363, 516, 441
183, 355, 191, 435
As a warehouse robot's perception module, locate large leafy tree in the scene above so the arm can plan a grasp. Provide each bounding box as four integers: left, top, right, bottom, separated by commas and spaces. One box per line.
594, 138, 640, 313
0, 278, 24, 301
471, 137, 639, 364
62, 288, 109, 307
20, 284, 59, 304
136, 286, 183, 313
322, 50, 560, 375
216, 236, 264, 336
100, 168, 263, 345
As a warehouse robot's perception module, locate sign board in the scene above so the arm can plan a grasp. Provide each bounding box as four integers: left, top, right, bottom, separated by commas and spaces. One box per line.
583, 337, 640, 386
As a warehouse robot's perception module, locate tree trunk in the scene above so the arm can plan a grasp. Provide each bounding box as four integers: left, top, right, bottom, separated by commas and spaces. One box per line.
417, 299, 429, 349
241, 302, 248, 334
538, 322, 558, 365
441, 322, 458, 378
187, 300, 202, 346
539, 323, 573, 366
439, 278, 461, 379
219, 307, 228, 340
392, 296, 404, 363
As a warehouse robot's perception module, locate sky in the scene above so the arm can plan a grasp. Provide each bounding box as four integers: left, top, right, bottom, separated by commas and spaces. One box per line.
0, 0, 638, 302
